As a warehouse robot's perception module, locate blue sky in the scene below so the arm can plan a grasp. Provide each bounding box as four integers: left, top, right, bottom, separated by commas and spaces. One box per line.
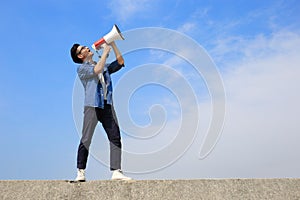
0, 0, 300, 180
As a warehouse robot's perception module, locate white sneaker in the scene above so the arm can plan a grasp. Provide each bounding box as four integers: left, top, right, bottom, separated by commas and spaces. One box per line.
111, 169, 132, 181
75, 169, 86, 182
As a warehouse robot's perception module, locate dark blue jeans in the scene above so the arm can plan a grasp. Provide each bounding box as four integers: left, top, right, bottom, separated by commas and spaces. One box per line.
77, 104, 121, 170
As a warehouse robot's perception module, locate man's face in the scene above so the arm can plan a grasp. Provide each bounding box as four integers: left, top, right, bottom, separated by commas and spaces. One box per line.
76, 45, 93, 60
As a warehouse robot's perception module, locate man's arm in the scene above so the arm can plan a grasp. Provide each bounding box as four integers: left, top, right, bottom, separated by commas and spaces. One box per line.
110, 41, 124, 65
94, 44, 111, 74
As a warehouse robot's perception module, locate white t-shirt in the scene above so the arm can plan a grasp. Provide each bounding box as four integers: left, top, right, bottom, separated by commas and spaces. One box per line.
98, 72, 107, 100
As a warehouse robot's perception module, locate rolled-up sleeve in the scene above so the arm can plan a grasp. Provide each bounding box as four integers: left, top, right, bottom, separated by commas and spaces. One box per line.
107, 60, 124, 74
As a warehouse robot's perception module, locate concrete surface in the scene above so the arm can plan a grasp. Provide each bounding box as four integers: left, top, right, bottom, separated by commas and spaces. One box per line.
0, 179, 300, 200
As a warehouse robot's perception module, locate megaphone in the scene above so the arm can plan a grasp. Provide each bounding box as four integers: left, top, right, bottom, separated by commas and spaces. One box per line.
92, 24, 124, 51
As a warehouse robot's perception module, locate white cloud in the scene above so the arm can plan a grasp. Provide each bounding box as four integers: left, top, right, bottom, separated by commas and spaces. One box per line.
107, 0, 153, 23
127, 29, 300, 179
203, 30, 300, 178
84, 25, 300, 178
177, 22, 197, 34
175, 7, 212, 36
215, 44, 300, 177
210, 30, 300, 67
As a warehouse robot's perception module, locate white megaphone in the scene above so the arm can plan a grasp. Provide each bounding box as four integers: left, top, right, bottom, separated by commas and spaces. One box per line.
92, 24, 124, 51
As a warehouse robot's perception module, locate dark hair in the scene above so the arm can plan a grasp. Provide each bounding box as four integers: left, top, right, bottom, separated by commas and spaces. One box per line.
70, 43, 83, 64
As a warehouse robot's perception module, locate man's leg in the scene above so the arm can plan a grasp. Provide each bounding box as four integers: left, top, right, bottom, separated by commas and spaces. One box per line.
77, 106, 98, 170
96, 104, 121, 171
96, 104, 132, 180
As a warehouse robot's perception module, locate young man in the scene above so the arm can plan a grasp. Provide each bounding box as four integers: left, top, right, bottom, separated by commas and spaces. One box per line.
70, 41, 131, 181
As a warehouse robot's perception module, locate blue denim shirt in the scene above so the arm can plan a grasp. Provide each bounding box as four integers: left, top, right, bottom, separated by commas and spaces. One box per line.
77, 60, 124, 108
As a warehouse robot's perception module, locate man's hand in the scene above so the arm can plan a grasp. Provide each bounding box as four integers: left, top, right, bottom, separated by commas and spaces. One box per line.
102, 43, 111, 55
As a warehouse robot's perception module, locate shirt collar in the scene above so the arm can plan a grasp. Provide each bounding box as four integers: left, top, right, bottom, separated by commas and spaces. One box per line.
83, 60, 97, 65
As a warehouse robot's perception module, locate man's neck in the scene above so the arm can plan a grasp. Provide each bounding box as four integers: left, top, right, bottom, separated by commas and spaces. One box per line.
84, 58, 95, 64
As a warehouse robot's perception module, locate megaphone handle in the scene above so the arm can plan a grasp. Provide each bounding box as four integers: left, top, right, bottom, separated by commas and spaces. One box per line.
96, 50, 109, 58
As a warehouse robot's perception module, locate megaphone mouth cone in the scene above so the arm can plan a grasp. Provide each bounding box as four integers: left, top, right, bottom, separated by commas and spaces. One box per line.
114, 24, 124, 40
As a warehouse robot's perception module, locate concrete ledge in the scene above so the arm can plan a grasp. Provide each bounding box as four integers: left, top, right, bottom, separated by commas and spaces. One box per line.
1, 179, 300, 200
